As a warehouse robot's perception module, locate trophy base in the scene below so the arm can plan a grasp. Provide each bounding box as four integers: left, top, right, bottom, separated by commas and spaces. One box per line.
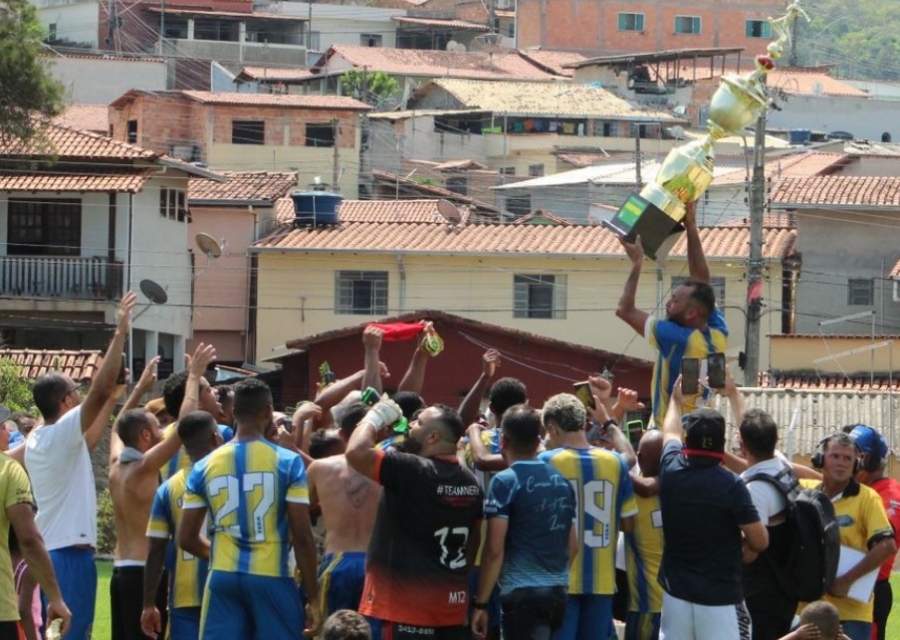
603, 192, 685, 262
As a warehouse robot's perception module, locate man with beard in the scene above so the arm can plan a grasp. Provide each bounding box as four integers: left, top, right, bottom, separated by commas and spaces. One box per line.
346, 400, 482, 640
614, 201, 727, 427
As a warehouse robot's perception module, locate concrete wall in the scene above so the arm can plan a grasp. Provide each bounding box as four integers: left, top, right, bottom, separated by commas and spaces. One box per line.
254, 249, 784, 380
34, 0, 98, 47
769, 336, 900, 375
516, 0, 783, 53
767, 94, 900, 142
793, 208, 900, 336
278, 2, 402, 50
50, 57, 167, 104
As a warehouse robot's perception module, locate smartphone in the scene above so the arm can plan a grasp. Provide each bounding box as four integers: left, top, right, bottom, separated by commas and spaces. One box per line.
707, 352, 726, 389
572, 381, 596, 409
625, 419, 644, 438
116, 354, 127, 385
681, 358, 700, 395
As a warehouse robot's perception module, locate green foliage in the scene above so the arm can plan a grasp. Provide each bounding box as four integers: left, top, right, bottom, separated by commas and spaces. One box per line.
339, 69, 400, 108
0, 0, 65, 145
0, 359, 35, 413
793, 2, 900, 80
96, 488, 116, 557
411, 176, 441, 186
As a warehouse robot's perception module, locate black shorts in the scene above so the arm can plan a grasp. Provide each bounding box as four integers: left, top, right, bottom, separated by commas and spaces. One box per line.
110, 565, 168, 640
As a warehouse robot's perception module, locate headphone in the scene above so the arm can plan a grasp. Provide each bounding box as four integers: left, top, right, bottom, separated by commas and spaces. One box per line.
811, 434, 861, 475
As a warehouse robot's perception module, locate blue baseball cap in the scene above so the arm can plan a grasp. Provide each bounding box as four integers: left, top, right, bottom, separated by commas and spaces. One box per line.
849, 425, 889, 462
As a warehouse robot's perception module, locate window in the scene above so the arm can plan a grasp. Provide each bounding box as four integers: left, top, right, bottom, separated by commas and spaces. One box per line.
306, 123, 335, 148
500, 167, 516, 176
48, 23, 57, 40
514, 274, 566, 319
232, 120, 264, 145
848, 279, 874, 306
8, 199, 81, 256
360, 33, 382, 47
745, 19, 772, 38
672, 276, 726, 305
674, 15, 701, 34
507, 22, 515, 38
618, 12, 644, 32
446, 176, 468, 196
127, 120, 138, 144
159, 188, 187, 221
336, 271, 388, 315
594, 121, 616, 137
528, 164, 544, 177
506, 195, 531, 217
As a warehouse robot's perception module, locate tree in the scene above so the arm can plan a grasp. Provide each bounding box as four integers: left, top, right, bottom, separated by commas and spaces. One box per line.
0, 0, 65, 145
340, 69, 400, 109
0, 359, 36, 413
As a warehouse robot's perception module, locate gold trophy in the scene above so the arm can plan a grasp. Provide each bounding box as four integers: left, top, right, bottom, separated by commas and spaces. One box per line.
604, 2, 808, 260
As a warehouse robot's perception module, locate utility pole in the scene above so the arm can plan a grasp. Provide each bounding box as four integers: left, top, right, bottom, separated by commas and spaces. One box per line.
331, 118, 340, 191
744, 109, 766, 386
634, 124, 642, 186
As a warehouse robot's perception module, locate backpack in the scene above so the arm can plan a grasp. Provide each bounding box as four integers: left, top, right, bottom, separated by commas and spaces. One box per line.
745, 467, 841, 602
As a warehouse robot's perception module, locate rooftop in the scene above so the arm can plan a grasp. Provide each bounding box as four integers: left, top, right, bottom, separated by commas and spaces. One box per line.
371, 169, 499, 215
0, 121, 156, 160
52, 104, 109, 134
143, 6, 306, 20
0, 349, 102, 382
567, 47, 745, 69
415, 78, 683, 121
712, 151, 849, 185
759, 371, 900, 392
189, 171, 298, 204
0, 169, 153, 193
179, 90, 372, 110
391, 16, 489, 30
769, 176, 900, 209
236, 66, 317, 83
516, 50, 589, 78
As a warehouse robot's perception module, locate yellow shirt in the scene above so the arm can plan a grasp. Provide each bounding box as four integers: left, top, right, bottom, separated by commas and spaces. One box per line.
800, 479, 893, 622
625, 493, 664, 613
0, 455, 35, 621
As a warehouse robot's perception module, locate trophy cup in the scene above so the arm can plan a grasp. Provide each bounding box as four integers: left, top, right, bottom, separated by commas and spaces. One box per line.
603, 2, 808, 261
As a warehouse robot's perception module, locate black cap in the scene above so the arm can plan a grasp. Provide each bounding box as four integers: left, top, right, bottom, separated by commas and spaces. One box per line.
683, 407, 726, 459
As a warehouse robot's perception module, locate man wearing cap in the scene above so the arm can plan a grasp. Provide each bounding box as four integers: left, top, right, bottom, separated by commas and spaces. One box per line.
847, 425, 900, 640
658, 382, 768, 640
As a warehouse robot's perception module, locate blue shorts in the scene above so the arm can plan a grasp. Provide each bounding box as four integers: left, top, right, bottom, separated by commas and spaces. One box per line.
318, 552, 366, 616
44, 548, 96, 640
169, 607, 201, 640
468, 566, 501, 628
554, 594, 615, 640
625, 611, 661, 640
199, 570, 304, 640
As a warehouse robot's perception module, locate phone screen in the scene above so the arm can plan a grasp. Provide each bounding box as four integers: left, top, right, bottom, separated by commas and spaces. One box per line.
681, 358, 700, 395
572, 382, 595, 409
707, 352, 726, 389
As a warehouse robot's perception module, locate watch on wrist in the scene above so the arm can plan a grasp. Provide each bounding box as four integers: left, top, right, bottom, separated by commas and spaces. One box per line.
602, 419, 618, 430
473, 601, 489, 610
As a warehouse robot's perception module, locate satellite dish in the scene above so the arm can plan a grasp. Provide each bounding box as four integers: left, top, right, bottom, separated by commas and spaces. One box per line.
195, 233, 223, 259
437, 199, 462, 224
140, 279, 169, 305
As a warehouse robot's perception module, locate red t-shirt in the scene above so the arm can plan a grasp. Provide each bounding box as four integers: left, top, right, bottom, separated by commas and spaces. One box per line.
870, 477, 900, 581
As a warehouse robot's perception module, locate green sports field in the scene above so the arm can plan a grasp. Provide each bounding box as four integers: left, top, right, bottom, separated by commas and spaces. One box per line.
89, 561, 900, 639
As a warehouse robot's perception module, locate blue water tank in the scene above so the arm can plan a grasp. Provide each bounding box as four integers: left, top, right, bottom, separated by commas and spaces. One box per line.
291, 192, 343, 227
789, 129, 811, 145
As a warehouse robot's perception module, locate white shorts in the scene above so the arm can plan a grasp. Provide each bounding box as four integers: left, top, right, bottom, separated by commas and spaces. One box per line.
659, 591, 751, 640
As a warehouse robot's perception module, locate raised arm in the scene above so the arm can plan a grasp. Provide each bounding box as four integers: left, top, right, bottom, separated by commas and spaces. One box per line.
108, 358, 160, 463
346, 400, 402, 480
178, 344, 217, 419
662, 376, 685, 445
361, 327, 385, 394
397, 322, 433, 394
313, 369, 366, 413
615, 236, 650, 336
458, 349, 500, 427
466, 424, 506, 472
80, 292, 136, 432
87, 386, 125, 453
684, 201, 710, 284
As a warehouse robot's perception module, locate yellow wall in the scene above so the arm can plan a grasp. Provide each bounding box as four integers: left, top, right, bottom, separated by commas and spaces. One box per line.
769, 335, 900, 374
255, 250, 783, 381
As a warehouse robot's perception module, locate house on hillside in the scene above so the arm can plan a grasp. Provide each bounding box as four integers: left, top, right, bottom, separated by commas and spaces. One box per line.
187, 171, 299, 364
108, 90, 371, 195
250, 197, 796, 383
0, 123, 222, 377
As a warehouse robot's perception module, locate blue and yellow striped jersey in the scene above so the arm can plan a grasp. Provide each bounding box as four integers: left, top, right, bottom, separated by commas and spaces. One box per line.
160, 422, 233, 481
625, 493, 664, 614
147, 469, 209, 609
647, 308, 728, 427
183, 439, 309, 578
539, 446, 638, 595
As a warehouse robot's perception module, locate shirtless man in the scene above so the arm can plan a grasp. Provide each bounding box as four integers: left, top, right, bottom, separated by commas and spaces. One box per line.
307, 399, 381, 627
108, 346, 216, 640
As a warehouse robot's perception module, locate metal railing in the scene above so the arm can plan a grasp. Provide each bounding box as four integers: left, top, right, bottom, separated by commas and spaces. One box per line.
0, 256, 124, 300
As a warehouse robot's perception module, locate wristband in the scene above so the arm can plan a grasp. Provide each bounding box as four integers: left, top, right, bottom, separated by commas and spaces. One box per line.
602, 419, 617, 430
473, 601, 489, 610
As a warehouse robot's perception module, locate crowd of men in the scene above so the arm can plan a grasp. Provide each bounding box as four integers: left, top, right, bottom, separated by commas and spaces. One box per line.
0, 200, 898, 640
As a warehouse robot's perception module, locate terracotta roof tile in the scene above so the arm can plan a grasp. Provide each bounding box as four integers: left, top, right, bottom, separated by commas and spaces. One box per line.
759, 371, 900, 391
720, 214, 796, 228
339, 199, 455, 223
0, 349, 102, 382
769, 176, 900, 208
713, 152, 848, 185
238, 66, 316, 82
516, 50, 588, 78
392, 16, 489, 30
0, 170, 152, 193
254, 213, 796, 259
649, 65, 867, 98
274, 197, 295, 223
180, 91, 373, 110
0, 122, 157, 160
371, 169, 499, 215
190, 171, 297, 203
324, 44, 559, 81
513, 211, 574, 225
52, 104, 109, 134
417, 78, 682, 121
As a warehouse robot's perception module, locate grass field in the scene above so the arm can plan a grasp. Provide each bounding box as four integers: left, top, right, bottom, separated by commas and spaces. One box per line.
89, 560, 900, 639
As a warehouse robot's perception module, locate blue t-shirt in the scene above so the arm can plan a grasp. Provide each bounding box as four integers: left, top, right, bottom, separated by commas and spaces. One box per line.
484, 460, 576, 595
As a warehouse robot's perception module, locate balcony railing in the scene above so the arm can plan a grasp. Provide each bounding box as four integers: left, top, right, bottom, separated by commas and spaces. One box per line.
0, 256, 124, 301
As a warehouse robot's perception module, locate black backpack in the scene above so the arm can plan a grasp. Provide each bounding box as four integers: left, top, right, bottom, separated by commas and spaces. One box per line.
745, 467, 841, 602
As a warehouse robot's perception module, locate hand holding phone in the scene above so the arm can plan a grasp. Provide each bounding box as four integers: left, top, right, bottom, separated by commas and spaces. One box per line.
573, 381, 596, 409
707, 352, 726, 389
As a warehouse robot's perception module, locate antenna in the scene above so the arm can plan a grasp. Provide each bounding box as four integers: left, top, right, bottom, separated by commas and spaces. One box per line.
195, 232, 224, 259
436, 199, 462, 225
134, 279, 169, 321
